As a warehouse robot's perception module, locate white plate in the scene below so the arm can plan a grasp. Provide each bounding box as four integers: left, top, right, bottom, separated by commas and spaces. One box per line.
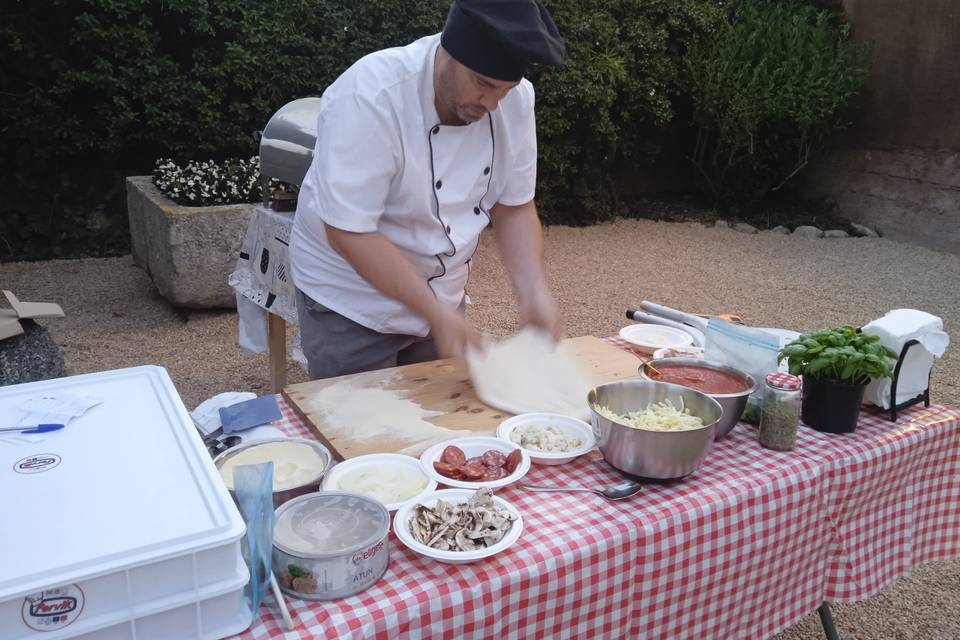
419, 437, 530, 490
652, 345, 706, 360
322, 453, 437, 511
393, 489, 523, 564
496, 413, 595, 466
619, 324, 694, 354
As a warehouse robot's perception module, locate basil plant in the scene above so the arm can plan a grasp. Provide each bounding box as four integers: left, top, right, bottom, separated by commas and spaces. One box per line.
778, 326, 898, 384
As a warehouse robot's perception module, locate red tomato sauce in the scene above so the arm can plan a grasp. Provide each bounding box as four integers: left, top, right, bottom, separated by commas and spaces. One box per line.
649, 365, 748, 394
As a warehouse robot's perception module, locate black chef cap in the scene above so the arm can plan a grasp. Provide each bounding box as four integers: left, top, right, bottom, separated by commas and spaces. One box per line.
440, 0, 565, 82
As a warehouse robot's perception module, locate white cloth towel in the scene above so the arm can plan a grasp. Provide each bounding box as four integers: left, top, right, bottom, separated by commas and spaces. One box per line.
862, 309, 949, 409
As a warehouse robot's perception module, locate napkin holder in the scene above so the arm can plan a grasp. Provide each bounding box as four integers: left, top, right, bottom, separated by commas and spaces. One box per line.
885, 339, 931, 422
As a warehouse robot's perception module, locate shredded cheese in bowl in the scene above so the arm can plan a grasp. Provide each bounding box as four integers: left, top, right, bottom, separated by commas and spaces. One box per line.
594, 400, 705, 432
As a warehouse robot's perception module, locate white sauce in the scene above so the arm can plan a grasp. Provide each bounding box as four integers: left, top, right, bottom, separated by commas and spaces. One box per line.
337, 465, 428, 505
509, 424, 582, 453
218, 441, 326, 491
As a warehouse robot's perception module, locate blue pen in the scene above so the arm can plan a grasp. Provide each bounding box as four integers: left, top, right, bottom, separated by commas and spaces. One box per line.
0, 423, 65, 435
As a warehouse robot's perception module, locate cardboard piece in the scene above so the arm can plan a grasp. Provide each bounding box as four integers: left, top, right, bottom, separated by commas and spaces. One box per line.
0, 291, 65, 341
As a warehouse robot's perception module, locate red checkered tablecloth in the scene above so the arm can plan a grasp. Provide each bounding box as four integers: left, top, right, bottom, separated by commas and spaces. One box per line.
235, 338, 960, 640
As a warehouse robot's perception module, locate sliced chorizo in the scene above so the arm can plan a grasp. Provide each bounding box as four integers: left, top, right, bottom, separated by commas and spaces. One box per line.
503, 449, 523, 474
480, 468, 500, 482
441, 445, 466, 467
482, 450, 507, 469
433, 461, 462, 479
465, 456, 485, 467
460, 462, 486, 480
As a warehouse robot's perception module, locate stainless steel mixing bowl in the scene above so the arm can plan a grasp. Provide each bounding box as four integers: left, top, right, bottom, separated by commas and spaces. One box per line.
588, 380, 723, 479
639, 357, 756, 439
213, 437, 332, 508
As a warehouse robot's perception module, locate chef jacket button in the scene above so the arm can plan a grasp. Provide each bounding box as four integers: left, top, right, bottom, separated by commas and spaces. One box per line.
445, 225, 451, 234
473, 206, 481, 215
435, 180, 442, 189
431, 125, 440, 135
483, 166, 490, 175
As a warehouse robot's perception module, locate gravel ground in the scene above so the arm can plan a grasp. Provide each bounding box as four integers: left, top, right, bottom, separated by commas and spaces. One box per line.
3, 219, 958, 638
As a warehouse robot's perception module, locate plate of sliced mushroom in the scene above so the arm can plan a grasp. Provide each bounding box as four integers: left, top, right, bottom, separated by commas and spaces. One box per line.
393, 488, 524, 564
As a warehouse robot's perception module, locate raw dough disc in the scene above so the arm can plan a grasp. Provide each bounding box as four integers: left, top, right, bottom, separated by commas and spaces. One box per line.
466, 328, 592, 420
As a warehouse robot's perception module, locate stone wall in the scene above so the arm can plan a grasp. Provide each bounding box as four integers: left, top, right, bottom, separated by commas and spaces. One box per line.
126, 176, 254, 308
802, 0, 960, 254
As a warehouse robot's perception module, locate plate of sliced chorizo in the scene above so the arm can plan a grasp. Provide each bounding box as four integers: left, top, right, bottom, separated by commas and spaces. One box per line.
419, 437, 531, 490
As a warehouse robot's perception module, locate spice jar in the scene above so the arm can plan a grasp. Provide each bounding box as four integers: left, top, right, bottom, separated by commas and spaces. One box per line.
759, 373, 802, 451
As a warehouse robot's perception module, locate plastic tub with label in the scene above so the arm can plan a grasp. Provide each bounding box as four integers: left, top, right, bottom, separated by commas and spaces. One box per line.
0, 366, 252, 640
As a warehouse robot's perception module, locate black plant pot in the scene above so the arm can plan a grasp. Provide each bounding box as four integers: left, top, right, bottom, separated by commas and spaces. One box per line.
801, 374, 868, 434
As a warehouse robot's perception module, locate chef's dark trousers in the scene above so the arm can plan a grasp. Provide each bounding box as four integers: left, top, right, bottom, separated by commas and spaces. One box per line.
295, 288, 441, 380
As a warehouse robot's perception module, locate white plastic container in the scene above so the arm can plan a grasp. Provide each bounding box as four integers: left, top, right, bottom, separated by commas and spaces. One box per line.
273, 492, 391, 600
0, 366, 251, 640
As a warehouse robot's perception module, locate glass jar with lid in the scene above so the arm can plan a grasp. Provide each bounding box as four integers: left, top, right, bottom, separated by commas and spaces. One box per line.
759, 373, 802, 451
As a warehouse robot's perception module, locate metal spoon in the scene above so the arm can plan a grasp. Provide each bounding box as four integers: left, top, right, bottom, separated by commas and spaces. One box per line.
518, 480, 642, 500
207, 435, 243, 458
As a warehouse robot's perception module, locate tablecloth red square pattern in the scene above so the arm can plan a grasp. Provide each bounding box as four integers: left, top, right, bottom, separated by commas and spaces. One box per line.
235, 338, 959, 639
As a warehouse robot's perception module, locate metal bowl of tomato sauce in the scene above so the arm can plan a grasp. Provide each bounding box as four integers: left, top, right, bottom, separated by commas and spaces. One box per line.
639, 357, 756, 439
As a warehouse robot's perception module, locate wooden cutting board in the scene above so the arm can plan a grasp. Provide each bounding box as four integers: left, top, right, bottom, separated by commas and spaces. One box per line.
282, 335, 641, 460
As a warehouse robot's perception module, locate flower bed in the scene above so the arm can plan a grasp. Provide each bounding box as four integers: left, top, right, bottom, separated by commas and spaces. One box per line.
152, 157, 282, 207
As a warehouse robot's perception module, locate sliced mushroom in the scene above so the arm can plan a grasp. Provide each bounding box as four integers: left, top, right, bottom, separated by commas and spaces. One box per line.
408, 488, 513, 553
454, 529, 480, 551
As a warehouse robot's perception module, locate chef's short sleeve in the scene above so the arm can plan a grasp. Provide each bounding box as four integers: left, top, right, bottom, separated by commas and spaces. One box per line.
308, 93, 399, 233
497, 82, 537, 207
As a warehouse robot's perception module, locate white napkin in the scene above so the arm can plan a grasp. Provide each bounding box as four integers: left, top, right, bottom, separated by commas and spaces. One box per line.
0, 394, 104, 444
862, 309, 949, 409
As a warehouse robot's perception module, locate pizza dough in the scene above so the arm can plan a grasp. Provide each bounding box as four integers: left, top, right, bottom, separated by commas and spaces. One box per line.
466, 328, 592, 420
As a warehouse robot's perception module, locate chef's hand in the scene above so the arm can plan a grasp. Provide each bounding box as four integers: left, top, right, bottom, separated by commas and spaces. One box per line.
428, 306, 484, 360
518, 283, 564, 342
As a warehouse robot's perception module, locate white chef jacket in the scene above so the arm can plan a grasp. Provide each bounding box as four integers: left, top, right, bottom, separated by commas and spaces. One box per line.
289, 33, 538, 337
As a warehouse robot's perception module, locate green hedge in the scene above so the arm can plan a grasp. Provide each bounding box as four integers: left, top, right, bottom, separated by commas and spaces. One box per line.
686, 0, 869, 211
0, 0, 728, 260
0, 1, 862, 261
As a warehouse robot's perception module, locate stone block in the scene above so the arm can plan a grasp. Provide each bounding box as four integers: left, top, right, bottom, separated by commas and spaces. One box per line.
850, 222, 879, 238
793, 225, 824, 238
126, 176, 254, 308
0, 320, 65, 386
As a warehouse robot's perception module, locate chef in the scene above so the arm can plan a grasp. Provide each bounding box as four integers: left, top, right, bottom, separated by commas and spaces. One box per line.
289, 0, 565, 380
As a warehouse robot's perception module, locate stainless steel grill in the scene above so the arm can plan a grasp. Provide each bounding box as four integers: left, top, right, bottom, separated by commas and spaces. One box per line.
257, 97, 323, 206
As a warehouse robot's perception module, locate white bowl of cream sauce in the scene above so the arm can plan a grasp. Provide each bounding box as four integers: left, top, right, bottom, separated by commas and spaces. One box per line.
322, 453, 437, 511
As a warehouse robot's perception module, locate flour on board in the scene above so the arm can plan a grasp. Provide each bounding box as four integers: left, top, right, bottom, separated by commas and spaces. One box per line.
312, 374, 469, 445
